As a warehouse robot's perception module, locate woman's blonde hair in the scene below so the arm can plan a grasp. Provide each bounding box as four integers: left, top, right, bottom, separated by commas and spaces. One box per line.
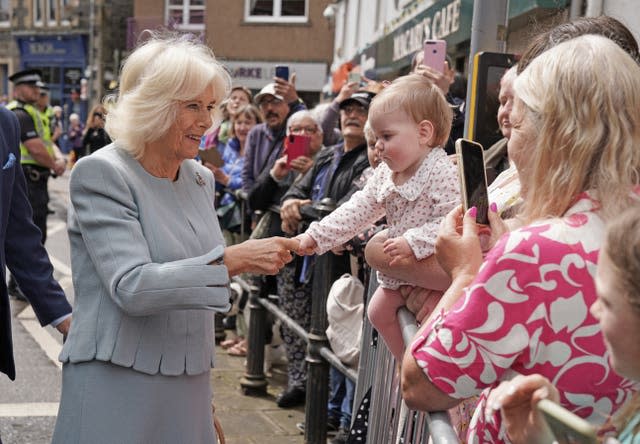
84, 104, 107, 135
105, 32, 231, 158
514, 35, 640, 222
227, 104, 263, 139
368, 74, 452, 147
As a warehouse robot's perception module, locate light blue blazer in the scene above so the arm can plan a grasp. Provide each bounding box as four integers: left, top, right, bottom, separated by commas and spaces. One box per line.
59, 144, 231, 376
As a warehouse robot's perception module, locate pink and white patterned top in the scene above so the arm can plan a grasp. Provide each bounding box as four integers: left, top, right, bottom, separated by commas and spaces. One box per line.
306, 147, 460, 289
411, 192, 636, 443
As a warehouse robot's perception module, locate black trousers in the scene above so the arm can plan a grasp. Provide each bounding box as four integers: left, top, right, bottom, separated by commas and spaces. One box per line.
21, 165, 49, 244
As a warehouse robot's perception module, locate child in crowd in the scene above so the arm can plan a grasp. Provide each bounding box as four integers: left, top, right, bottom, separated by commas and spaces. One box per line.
297, 74, 460, 360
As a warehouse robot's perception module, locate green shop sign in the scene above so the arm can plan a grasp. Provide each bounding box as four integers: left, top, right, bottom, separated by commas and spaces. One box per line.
372, 0, 566, 71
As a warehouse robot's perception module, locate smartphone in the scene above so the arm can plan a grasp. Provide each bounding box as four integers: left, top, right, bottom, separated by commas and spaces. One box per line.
348, 71, 361, 85
423, 39, 447, 73
537, 399, 598, 444
455, 138, 489, 225
284, 134, 311, 167
275, 65, 289, 81
198, 148, 224, 168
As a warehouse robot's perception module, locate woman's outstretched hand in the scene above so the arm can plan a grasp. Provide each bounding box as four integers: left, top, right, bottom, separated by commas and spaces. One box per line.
223, 237, 300, 276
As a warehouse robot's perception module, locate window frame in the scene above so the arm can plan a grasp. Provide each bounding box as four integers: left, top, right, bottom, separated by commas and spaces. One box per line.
165, 0, 205, 31
0, 0, 10, 28
244, 0, 308, 24
60, 0, 72, 26
33, 0, 44, 26
47, 0, 57, 26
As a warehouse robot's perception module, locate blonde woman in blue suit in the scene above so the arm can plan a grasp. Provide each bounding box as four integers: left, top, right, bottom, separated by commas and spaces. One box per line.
52, 34, 299, 444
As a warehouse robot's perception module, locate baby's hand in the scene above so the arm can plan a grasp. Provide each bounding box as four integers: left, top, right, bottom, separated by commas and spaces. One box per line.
382, 236, 414, 266
295, 233, 317, 256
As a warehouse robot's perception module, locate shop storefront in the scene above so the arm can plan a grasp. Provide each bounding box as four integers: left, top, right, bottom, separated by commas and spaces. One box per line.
223, 60, 328, 106
16, 34, 88, 119
344, 0, 567, 80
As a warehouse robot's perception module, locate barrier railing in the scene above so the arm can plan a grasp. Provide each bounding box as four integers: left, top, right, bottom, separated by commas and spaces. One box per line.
226, 198, 458, 443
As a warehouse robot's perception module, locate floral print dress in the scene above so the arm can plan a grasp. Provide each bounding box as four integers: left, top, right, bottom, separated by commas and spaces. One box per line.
411, 192, 636, 443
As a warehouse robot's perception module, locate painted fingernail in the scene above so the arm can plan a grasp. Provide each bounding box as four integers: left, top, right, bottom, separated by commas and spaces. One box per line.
490, 202, 498, 213
469, 206, 477, 218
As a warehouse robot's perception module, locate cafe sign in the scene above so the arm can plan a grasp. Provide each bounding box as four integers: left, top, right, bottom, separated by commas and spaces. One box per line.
393, 0, 464, 62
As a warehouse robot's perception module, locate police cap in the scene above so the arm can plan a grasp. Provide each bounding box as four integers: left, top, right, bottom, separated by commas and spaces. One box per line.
9, 69, 43, 86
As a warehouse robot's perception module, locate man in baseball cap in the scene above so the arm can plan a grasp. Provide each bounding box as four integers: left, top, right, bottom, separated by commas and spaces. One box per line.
337, 90, 376, 111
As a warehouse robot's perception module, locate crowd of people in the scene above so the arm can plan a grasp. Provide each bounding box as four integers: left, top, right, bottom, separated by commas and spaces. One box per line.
2, 13, 640, 444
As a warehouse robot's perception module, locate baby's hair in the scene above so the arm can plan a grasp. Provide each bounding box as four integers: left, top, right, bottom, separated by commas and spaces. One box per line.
368, 74, 452, 147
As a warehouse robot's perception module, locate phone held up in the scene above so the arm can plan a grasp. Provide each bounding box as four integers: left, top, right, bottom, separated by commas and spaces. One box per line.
423, 39, 447, 73
198, 148, 224, 168
348, 71, 362, 85
537, 399, 598, 444
284, 134, 311, 167
455, 138, 489, 225
275, 65, 289, 81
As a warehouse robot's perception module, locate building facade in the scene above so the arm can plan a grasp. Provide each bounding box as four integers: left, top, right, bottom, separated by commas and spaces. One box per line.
0, 0, 131, 120
129, 0, 335, 105
325, 0, 639, 89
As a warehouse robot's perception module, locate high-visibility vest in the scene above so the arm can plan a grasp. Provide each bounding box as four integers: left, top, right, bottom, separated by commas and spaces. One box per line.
6, 100, 54, 166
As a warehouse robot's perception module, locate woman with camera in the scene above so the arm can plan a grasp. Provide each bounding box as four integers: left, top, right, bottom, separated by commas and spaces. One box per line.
80, 104, 111, 158
400, 35, 640, 443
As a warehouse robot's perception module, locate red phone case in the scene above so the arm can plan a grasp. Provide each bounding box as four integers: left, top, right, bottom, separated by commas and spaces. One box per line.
284, 134, 311, 166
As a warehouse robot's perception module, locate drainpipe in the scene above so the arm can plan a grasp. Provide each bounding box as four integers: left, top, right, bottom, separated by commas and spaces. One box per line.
570, 0, 584, 18
585, 0, 604, 16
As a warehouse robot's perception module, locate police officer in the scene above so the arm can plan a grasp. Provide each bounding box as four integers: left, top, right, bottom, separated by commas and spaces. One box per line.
6, 69, 66, 298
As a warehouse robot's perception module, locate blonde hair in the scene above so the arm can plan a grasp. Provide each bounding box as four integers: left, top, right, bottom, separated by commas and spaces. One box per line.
514, 35, 640, 222
368, 74, 452, 147
228, 104, 263, 139
105, 33, 231, 158
84, 104, 107, 135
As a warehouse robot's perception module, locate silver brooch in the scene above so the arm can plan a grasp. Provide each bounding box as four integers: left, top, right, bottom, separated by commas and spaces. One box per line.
195, 172, 205, 186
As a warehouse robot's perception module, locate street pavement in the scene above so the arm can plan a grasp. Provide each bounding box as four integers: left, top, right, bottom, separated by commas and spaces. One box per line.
1, 169, 305, 443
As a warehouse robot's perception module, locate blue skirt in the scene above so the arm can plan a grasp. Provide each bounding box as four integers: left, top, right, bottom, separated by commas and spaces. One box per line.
52, 360, 216, 444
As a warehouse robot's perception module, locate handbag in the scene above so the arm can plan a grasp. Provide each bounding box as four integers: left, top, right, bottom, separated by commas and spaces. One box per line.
216, 201, 242, 231
326, 273, 365, 368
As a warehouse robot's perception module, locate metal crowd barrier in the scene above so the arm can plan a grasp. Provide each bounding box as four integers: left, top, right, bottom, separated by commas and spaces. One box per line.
223, 196, 458, 444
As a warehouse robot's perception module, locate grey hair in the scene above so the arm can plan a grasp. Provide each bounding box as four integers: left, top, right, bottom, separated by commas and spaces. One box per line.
286, 109, 323, 135
104, 32, 231, 158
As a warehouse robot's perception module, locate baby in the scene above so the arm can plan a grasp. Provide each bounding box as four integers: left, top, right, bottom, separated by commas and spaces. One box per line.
297, 74, 460, 360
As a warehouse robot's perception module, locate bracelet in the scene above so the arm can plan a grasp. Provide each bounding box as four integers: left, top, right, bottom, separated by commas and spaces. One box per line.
288, 98, 304, 108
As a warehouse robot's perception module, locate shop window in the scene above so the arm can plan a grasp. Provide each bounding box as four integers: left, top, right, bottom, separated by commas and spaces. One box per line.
0, 0, 10, 27
166, 0, 205, 30
245, 0, 307, 23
